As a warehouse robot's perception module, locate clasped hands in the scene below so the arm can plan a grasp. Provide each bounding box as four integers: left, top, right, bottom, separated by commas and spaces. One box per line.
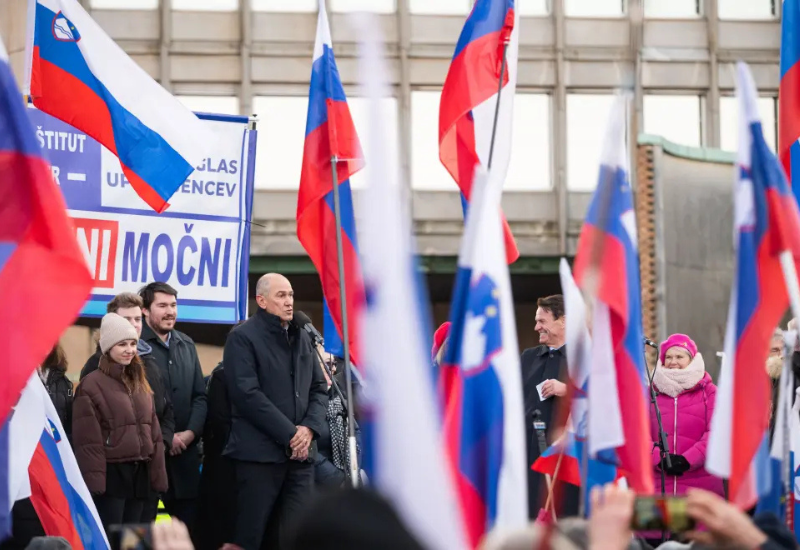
289, 426, 313, 461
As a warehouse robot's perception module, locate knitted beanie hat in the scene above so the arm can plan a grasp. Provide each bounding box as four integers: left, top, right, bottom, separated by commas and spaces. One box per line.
99, 312, 138, 354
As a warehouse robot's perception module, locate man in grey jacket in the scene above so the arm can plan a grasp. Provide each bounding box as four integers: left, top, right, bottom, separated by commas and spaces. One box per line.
139, 282, 207, 534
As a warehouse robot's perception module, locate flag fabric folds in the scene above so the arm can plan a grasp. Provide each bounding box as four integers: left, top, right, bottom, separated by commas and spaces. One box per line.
779, 0, 800, 206
441, 166, 527, 547
8, 375, 108, 550
439, 0, 520, 264
707, 62, 800, 508
0, 35, 92, 438
297, 0, 365, 366
356, 13, 466, 549
572, 95, 654, 495
26, 0, 215, 213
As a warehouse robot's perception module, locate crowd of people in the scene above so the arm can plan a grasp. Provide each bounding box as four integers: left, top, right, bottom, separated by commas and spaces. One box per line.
2, 282, 799, 550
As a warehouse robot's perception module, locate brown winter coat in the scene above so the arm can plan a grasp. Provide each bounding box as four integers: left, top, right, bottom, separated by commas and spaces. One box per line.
72, 356, 168, 495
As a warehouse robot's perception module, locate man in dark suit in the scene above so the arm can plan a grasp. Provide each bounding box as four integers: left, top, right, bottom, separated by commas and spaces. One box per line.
223, 273, 328, 550
520, 294, 576, 519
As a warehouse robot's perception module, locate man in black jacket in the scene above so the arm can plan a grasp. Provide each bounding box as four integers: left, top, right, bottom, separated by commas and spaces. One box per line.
520, 294, 577, 519
139, 282, 207, 532
224, 273, 327, 550
79, 291, 176, 522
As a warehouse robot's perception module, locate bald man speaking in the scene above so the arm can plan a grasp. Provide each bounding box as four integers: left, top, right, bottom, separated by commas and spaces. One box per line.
223, 273, 328, 550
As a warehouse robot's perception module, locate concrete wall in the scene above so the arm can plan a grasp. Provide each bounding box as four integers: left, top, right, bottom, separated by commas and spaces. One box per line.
648, 138, 736, 379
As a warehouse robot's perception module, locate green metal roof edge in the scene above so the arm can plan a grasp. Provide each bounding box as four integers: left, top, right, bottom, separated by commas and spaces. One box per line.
637, 133, 736, 164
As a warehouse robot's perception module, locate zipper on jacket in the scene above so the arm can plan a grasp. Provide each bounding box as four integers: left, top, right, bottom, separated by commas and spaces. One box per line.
673, 396, 678, 495
129, 390, 145, 454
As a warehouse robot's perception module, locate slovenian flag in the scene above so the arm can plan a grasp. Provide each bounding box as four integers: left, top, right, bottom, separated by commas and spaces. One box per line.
706, 62, 800, 508
572, 95, 654, 495
439, 0, 519, 264
26, 0, 216, 212
297, 0, 365, 366
441, 166, 528, 547
8, 375, 108, 550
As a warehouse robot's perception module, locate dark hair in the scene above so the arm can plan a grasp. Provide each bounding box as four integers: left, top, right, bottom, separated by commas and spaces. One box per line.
537, 294, 565, 320
43, 343, 67, 373
107, 291, 143, 314
139, 282, 178, 310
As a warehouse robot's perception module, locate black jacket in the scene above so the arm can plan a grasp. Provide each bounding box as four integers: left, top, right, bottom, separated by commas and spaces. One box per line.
42, 367, 73, 439
223, 309, 328, 463
203, 362, 231, 460
80, 340, 176, 450
141, 322, 208, 500
520, 345, 578, 518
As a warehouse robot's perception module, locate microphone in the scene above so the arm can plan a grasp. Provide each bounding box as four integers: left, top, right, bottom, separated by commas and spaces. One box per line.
293, 311, 324, 346
643, 337, 659, 349
532, 410, 548, 456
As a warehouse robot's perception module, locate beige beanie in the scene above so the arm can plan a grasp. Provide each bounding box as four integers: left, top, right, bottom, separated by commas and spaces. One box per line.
99, 312, 138, 354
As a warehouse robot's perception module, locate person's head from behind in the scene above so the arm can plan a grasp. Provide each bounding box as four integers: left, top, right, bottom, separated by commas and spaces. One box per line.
42, 343, 67, 371
660, 333, 697, 370
255, 273, 294, 324
139, 282, 178, 335
99, 313, 139, 366
535, 294, 565, 348
107, 292, 144, 338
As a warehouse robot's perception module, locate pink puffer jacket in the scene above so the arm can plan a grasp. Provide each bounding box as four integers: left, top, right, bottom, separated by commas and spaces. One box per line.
648, 371, 725, 497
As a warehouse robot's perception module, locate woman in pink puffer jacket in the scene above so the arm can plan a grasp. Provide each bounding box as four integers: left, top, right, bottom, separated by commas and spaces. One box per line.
648, 333, 725, 497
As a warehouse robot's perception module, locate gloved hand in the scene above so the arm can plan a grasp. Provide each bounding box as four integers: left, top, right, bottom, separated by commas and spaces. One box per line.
664, 453, 690, 476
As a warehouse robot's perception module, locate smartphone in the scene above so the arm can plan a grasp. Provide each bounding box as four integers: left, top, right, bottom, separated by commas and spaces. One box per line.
108, 523, 152, 550
631, 496, 695, 533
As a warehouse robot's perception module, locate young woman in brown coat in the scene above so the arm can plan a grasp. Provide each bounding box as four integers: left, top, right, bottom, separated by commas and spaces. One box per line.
72, 313, 168, 532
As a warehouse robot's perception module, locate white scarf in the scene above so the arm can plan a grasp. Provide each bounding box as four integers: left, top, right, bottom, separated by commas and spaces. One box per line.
652, 353, 705, 398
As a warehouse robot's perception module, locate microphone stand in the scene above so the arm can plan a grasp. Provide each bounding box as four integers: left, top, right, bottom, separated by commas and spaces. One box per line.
644, 340, 671, 544
309, 339, 349, 414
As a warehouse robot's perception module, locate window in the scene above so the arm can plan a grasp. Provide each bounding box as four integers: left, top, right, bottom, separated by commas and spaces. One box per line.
565, 0, 624, 17
411, 91, 453, 190
644, 0, 699, 17
505, 93, 551, 190
251, 96, 308, 189
519, 0, 549, 15
91, 0, 158, 7
719, 96, 777, 153
567, 94, 617, 191
331, 0, 395, 12
251, 0, 315, 11
643, 95, 702, 147
176, 96, 240, 116
347, 97, 401, 189
718, 0, 775, 19
172, 0, 238, 11
411, 90, 550, 190
409, 0, 469, 15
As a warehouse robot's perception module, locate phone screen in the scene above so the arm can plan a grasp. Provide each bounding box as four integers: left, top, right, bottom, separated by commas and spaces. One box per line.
631, 496, 695, 533
108, 523, 152, 550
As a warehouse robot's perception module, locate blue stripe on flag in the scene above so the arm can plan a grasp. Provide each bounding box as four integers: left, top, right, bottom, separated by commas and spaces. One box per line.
323, 299, 343, 358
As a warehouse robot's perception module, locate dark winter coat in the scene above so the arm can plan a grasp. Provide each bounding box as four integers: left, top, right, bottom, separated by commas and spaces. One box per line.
72, 356, 168, 496
196, 362, 236, 550
649, 370, 724, 497
141, 322, 207, 500
81, 340, 175, 449
41, 366, 73, 438
520, 344, 578, 518
223, 309, 328, 463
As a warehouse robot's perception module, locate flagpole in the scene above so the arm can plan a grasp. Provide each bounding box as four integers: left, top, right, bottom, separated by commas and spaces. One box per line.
487, 41, 509, 171
330, 154, 360, 487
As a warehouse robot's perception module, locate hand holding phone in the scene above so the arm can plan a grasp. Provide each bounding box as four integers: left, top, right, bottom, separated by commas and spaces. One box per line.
630, 496, 695, 533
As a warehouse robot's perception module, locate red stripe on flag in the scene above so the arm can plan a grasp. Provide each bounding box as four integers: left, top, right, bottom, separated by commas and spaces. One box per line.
297, 115, 364, 365
779, 62, 800, 180
0, 152, 92, 426
31, 51, 169, 213
28, 444, 83, 550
